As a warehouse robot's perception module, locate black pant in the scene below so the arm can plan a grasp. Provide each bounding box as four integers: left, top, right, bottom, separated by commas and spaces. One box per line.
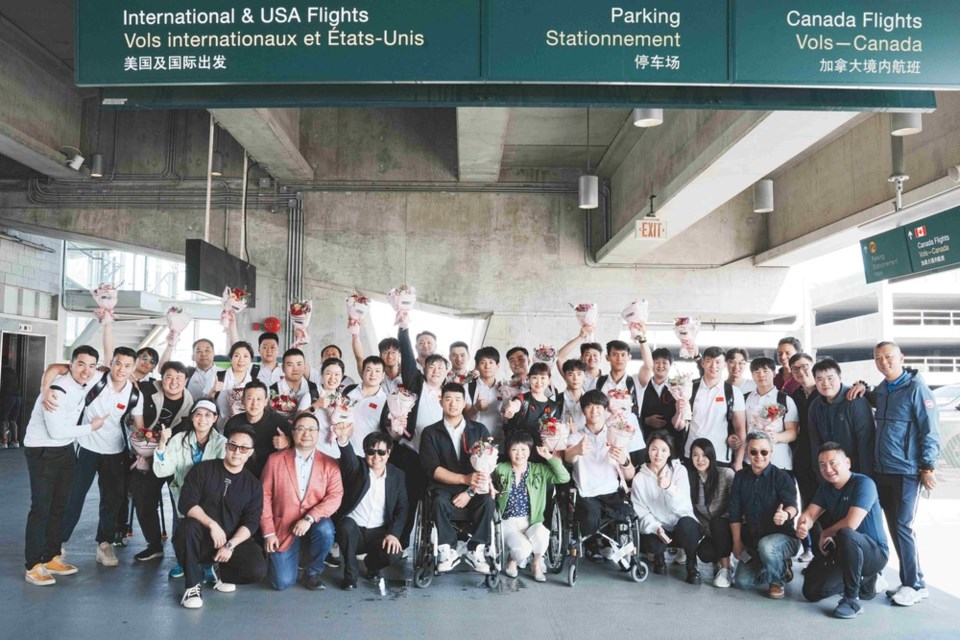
390, 445, 425, 545
642, 515, 701, 570
61, 447, 127, 544
802, 528, 888, 601
336, 517, 403, 583
24, 445, 76, 569
173, 517, 266, 588
432, 488, 495, 549
695, 515, 733, 564
574, 491, 631, 537
131, 468, 166, 549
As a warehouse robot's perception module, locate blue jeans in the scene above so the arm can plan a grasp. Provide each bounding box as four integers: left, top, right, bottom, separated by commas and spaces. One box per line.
877, 473, 924, 589
266, 518, 335, 590
735, 533, 801, 589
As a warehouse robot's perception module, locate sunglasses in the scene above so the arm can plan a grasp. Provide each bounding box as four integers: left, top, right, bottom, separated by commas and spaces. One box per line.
749, 448, 770, 457
139, 354, 158, 365
365, 448, 389, 457
226, 442, 254, 453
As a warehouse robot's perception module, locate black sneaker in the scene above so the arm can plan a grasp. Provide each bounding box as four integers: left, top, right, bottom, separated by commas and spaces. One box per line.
134, 547, 164, 562
324, 555, 342, 569
685, 569, 702, 585
860, 574, 878, 601
784, 559, 794, 583
364, 570, 382, 581
653, 554, 667, 575
341, 579, 357, 591
304, 573, 326, 591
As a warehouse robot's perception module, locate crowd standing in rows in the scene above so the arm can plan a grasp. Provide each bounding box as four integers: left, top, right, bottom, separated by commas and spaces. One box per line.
21, 297, 941, 620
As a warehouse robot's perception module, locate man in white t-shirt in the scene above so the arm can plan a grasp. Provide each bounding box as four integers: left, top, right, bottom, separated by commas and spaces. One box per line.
744, 357, 798, 471
256, 332, 284, 386
343, 356, 388, 452
351, 334, 403, 395
463, 346, 503, 443
596, 339, 653, 453
56, 346, 145, 567
415, 332, 437, 373
310, 344, 356, 389
446, 341, 472, 384
557, 360, 587, 432
556, 325, 605, 392
268, 348, 318, 421
726, 347, 757, 396
159, 338, 219, 404
680, 347, 746, 470
564, 390, 636, 552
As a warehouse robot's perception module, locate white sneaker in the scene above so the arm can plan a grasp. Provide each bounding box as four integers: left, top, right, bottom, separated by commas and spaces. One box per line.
713, 567, 732, 589
470, 545, 490, 574
505, 560, 518, 578
875, 574, 889, 595
96, 542, 118, 567
673, 549, 687, 565
181, 584, 203, 609
799, 549, 814, 563
436, 544, 456, 572
212, 579, 236, 593
892, 586, 923, 606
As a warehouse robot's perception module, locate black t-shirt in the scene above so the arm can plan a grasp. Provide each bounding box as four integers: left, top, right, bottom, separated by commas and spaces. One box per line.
504, 394, 559, 446
178, 460, 263, 536
223, 409, 292, 478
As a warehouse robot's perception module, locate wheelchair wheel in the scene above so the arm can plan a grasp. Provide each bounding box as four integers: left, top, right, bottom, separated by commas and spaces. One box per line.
545, 498, 564, 574
630, 561, 649, 583
414, 565, 433, 589
566, 560, 577, 587
485, 572, 501, 589
411, 501, 424, 564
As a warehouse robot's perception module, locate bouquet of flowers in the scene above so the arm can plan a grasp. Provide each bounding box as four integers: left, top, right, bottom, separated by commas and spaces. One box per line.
573, 302, 599, 339
668, 371, 694, 424
448, 369, 479, 385
386, 386, 418, 439
345, 292, 370, 336
606, 388, 633, 417
220, 286, 249, 331
622, 299, 649, 342
270, 392, 298, 417
539, 415, 569, 452
387, 284, 417, 328
496, 378, 525, 403
326, 395, 355, 443
91, 283, 119, 325
533, 344, 557, 364
673, 316, 701, 359
164, 305, 193, 347
468, 438, 499, 494
757, 401, 787, 435
290, 299, 313, 347
605, 413, 636, 452
129, 426, 159, 472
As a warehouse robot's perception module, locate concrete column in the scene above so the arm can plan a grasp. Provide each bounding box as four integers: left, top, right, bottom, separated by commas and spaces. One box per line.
456, 107, 510, 182
209, 108, 313, 181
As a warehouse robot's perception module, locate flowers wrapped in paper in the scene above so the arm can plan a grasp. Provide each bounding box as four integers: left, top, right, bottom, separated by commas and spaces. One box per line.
668, 371, 694, 425
496, 379, 524, 403
673, 317, 701, 359
606, 387, 633, 417
387, 284, 417, 328
533, 344, 557, 364
468, 438, 499, 494
91, 283, 119, 325
290, 299, 313, 347
756, 400, 788, 436
573, 302, 599, 339
129, 427, 159, 472
448, 369, 479, 385
220, 286, 249, 331
326, 395, 355, 443
539, 415, 570, 452
386, 386, 417, 439
270, 392, 298, 419
345, 292, 370, 336
164, 305, 193, 347
605, 413, 636, 452
622, 299, 649, 342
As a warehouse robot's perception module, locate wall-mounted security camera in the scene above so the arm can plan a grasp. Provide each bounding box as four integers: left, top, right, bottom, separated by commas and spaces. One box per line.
949, 165, 960, 182
58, 145, 85, 171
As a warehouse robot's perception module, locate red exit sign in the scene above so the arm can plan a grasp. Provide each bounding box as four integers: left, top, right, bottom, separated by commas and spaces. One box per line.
636, 218, 667, 240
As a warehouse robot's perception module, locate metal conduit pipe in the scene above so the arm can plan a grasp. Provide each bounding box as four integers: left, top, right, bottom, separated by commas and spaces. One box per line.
284, 193, 304, 347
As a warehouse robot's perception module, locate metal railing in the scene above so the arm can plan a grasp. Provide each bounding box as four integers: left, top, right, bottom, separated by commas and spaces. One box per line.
904, 356, 960, 374
894, 309, 960, 326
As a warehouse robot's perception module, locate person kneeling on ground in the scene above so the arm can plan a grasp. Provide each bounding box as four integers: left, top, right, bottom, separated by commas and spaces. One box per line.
175, 425, 266, 608
797, 443, 889, 619
334, 425, 408, 590
261, 412, 342, 591
493, 431, 570, 582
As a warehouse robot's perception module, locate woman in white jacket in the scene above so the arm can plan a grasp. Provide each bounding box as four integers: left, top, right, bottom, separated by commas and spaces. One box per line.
630, 429, 703, 584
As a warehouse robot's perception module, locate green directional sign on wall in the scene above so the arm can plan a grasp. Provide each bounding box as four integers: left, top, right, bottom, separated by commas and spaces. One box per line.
485, 0, 728, 84
734, 0, 960, 88
903, 207, 960, 275
861, 227, 912, 284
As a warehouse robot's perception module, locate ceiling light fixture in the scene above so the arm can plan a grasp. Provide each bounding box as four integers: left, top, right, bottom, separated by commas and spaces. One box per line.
632, 108, 664, 128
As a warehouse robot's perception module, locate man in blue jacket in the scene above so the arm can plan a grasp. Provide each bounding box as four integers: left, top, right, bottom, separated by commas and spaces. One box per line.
871, 342, 940, 607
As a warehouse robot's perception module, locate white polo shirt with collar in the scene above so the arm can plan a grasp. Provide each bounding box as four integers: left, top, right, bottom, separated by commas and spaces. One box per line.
567, 425, 620, 498
685, 378, 745, 463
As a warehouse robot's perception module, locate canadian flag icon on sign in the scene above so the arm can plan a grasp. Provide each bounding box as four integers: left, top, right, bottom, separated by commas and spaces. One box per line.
915, 225, 927, 238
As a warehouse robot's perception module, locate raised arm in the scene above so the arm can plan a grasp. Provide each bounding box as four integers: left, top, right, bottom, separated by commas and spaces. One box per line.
351, 333, 366, 374
556, 325, 590, 377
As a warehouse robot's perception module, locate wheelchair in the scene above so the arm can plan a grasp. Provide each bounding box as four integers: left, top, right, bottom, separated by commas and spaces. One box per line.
411, 488, 505, 589
546, 483, 649, 587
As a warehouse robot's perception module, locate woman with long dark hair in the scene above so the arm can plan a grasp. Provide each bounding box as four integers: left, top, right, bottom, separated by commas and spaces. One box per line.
688, 437, 736, 588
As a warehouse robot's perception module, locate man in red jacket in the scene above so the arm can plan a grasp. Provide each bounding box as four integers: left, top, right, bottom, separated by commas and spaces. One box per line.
261, 412, 343, 591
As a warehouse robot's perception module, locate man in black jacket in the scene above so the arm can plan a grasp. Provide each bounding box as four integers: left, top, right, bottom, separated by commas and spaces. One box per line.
334, 425, 408, 590
175, 425, 266, 609
420, 382, 495, 574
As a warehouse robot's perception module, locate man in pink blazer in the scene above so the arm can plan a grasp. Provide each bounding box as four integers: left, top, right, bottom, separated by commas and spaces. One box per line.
261, 412, 343, 590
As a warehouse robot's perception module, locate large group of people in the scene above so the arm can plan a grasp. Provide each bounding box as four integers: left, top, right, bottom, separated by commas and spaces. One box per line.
20, 313, 942, 619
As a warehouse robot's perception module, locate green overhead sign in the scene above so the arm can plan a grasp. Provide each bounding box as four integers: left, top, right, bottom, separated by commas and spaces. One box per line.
861, 207, 960, 283
75, 0, 960, 88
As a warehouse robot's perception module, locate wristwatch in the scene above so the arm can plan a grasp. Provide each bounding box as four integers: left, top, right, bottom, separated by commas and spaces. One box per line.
466, 488, 476, 497
225, 541, 234, 551
304, 515, 315, 524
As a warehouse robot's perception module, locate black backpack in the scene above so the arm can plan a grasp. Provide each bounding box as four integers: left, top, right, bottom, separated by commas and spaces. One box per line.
215, 364, 261, 400
80, 375, 141, 451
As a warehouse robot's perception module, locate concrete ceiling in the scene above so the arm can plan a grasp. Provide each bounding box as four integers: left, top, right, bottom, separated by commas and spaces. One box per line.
0, 3, 74, 68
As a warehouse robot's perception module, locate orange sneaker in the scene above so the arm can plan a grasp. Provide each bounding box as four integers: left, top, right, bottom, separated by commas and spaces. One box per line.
45, 555, 78, 576
25, 563, 56, 586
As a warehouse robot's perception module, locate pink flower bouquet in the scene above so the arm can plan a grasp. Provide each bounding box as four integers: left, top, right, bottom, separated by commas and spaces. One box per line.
606, 414, 636, 452
673, 317, 701, 359
386, 386, 417, 439
91, 283, 119, 325
534, 344, 557, 364
346, 292, 370, 336
468, 438, 499, 494
164, 305, 193, 346
129, 427, 159, 471
290, 299, 312, 347
668, 371, 694, 424
388, 284, 417, 328
326, 395, 355, 443
606, 388, 633, 417
539, 415, 570, 452
622, 299, 649, 342
573, 302, 599, 339
220, 286, 249, 331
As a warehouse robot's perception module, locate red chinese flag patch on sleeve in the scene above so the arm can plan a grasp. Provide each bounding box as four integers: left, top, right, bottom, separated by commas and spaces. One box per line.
369, 403, 378, 410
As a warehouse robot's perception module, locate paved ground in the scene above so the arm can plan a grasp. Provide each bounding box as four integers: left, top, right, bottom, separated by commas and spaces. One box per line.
2, 450, 958, 640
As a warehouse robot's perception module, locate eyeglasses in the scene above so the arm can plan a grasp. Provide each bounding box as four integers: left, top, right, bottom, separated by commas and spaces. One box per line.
748, 448, 770, 457
139, 354, 158, 365
791, 364, 812, 374
226, 442, 254, 453
364, 448, 389, 457
293, 426, 319, 433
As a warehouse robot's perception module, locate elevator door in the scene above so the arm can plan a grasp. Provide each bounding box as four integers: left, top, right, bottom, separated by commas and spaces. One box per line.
1, 332, 47, 442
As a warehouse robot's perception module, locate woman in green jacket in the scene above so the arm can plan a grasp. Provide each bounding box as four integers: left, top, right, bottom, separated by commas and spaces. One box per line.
493, 431, 570, 581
